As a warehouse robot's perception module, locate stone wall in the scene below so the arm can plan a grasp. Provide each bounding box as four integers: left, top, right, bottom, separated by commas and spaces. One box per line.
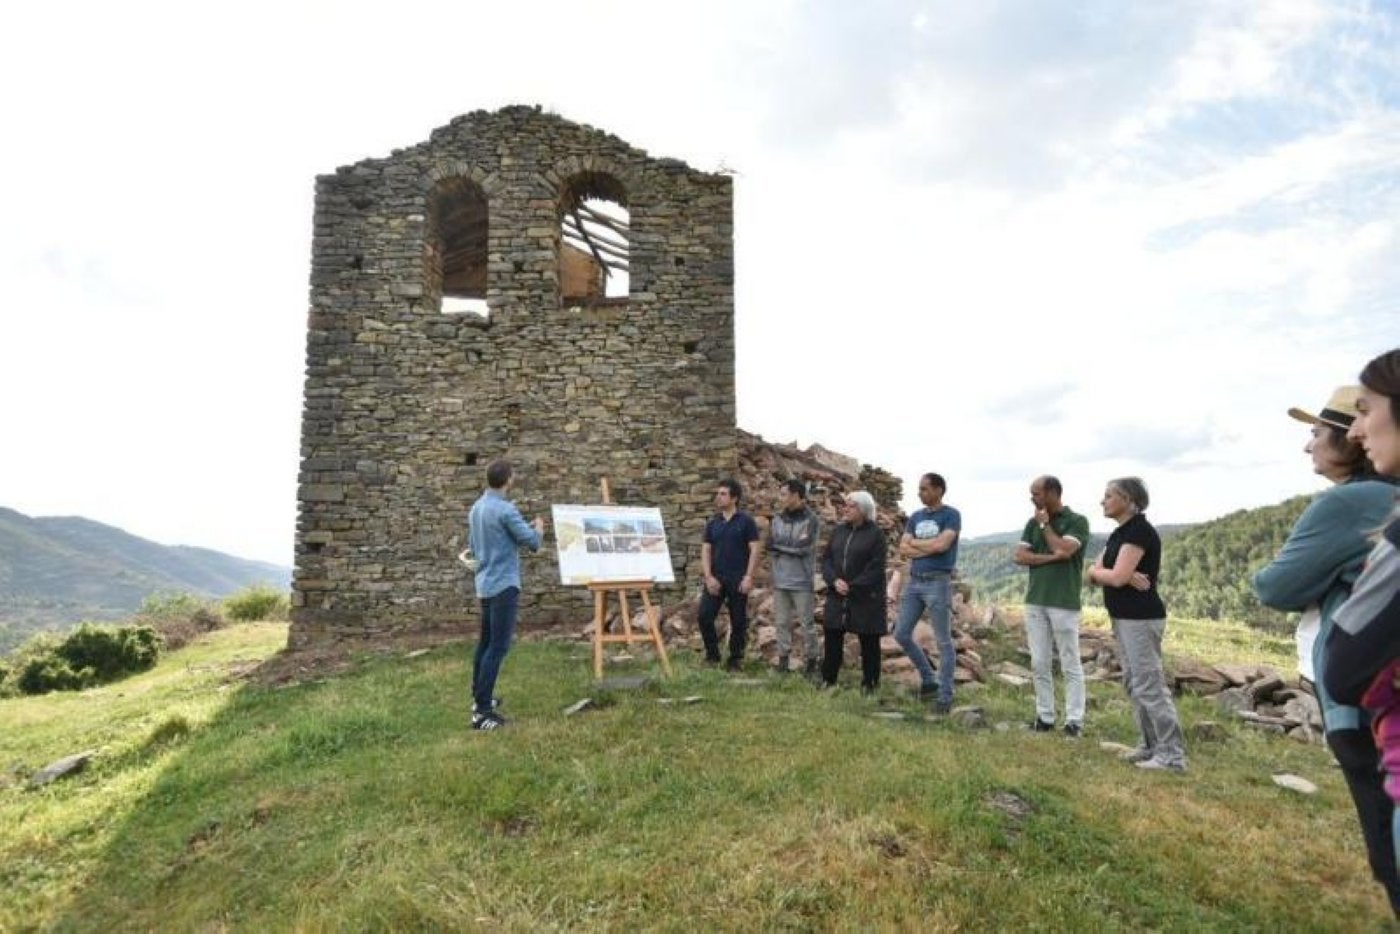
291, 106, 735, 648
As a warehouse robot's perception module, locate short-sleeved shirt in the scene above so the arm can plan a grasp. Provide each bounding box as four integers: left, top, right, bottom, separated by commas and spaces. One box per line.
906, 505, 961, 574
1020, 506, 1090, 610
704, 510, 760, 582
1101, 513, 1166, 620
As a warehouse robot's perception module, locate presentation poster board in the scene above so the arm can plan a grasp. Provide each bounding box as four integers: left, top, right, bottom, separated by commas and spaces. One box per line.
551, 504, 676, 585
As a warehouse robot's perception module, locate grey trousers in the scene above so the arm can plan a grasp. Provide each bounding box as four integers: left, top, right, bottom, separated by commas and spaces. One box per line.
1025, 604, 1085, 724
1112, 616, 1186, 766
772, 588, 819, 659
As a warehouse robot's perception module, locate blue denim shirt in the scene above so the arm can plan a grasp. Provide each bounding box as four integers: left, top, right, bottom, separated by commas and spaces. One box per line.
468, 489, 542, 599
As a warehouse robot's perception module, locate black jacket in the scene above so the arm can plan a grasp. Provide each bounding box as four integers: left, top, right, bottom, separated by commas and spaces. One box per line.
821, 520, 888, 635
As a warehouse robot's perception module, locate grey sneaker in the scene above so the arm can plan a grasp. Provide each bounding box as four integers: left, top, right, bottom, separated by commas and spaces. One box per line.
1136, 756, 1186, 773
1119, 746, 1154, 763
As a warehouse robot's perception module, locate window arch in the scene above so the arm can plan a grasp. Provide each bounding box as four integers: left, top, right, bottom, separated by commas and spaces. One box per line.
428, 177, 488, 316
560, 172, 629, 303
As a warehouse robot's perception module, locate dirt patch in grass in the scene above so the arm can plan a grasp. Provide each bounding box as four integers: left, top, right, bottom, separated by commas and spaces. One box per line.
247, 621, 592, 687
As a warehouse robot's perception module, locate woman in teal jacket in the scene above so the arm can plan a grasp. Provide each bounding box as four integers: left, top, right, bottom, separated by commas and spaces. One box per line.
1253, 384, 1398, 913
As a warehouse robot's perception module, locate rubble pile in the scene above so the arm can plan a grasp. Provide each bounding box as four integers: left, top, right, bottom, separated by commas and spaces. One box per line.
621, 430, 988, 686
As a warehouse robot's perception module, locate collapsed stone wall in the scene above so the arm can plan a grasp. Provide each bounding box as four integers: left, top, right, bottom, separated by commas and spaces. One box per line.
291, 106, 735, 648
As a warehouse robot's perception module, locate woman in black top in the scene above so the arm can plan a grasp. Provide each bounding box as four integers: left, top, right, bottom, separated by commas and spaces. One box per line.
820, 491, 888, 695
1088, 477, 1186, 772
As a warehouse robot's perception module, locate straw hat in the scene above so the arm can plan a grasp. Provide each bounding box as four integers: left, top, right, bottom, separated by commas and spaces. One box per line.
1288, 385, 1362, 430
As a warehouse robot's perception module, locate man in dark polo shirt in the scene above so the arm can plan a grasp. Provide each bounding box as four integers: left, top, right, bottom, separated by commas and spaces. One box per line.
698, 478, 761, 670
1013, 475, 1091, 736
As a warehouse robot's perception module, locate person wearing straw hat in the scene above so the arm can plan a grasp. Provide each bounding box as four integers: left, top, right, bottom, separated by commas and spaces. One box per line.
1253, 383, 1398, 913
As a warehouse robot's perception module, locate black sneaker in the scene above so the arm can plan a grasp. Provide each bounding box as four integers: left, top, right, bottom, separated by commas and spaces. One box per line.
933, 699, 953, 716
471, 712, 506, 731
918, 683, 938, 700
725, 657, 743, 672
1063, 722, 1083, 738
1029, 718, 1055, 732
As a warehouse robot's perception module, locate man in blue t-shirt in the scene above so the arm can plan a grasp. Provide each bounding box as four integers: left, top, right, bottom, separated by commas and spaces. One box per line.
894, 472, 962, 712
698, 478, 761, 671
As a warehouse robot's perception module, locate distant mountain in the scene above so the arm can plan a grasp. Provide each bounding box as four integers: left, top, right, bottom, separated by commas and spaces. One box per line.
0, 507, 290, 653
959, 499, 1309, 629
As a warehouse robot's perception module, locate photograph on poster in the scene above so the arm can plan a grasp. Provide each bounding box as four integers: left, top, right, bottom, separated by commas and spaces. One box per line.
551, 504, 676, 584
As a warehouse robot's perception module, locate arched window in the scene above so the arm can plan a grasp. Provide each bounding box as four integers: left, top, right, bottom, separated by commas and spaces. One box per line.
428, 177, 488, 316
560, 172, 628, 303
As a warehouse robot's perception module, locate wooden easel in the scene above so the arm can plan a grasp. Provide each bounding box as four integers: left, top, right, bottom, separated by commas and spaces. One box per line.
588, 478, 673, 679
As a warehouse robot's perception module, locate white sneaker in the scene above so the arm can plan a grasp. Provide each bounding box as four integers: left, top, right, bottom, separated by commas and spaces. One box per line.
1136, 756, 1186, 773
1119, 746, 1154, 763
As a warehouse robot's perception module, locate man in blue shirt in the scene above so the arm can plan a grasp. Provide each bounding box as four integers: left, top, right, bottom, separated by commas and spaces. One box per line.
894, 472, 962, 713
467, 459, 545, 731
698, 478, 761, 671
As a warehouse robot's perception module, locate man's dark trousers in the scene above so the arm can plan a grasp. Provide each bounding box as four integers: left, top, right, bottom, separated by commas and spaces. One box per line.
473, 586, 519, 710
697, 578, 749, 663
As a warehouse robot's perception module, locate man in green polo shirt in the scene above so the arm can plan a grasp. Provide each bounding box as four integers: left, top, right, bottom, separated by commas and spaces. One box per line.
1013, 475, 1091, 736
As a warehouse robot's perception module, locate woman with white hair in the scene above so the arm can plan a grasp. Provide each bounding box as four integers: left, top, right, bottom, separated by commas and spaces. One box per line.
819, 491, 888, 695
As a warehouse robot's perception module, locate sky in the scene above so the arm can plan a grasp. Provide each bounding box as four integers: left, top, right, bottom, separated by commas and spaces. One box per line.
2, 0, 1397, 566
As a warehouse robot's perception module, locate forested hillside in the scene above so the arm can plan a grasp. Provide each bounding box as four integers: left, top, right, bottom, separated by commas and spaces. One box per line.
0, 507, 289, 653
1158, 494, 1312, 628
960, 496, 1314, 630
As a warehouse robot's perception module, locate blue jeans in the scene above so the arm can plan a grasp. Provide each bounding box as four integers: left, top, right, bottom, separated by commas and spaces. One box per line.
473, 586, 519, 710
894, 578, 954, 703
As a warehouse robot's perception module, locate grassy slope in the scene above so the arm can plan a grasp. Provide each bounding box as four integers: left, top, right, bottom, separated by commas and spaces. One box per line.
0, 620, 1387, 931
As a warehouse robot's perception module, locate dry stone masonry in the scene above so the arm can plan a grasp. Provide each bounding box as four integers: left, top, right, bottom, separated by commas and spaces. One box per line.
292, 106, 735, 648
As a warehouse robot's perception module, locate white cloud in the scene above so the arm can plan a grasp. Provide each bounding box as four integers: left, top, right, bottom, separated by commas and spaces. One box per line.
1, 0, 1397, 565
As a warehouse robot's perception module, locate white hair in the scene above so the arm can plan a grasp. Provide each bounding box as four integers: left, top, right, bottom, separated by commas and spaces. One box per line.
846, 490, 877, 522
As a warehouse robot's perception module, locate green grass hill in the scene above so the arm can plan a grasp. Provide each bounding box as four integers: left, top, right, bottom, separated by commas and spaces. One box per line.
2, 617, 1390, 929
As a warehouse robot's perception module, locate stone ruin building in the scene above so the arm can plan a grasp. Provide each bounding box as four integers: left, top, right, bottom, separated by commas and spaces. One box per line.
290, 106, 735, 648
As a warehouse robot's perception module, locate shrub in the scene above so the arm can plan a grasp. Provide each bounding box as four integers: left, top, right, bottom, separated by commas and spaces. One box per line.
223, 585, 290, 622
58, 623, 161, 682
18, 654, 93, 694
136, 591, 225, 651
8, 624, 161, 696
